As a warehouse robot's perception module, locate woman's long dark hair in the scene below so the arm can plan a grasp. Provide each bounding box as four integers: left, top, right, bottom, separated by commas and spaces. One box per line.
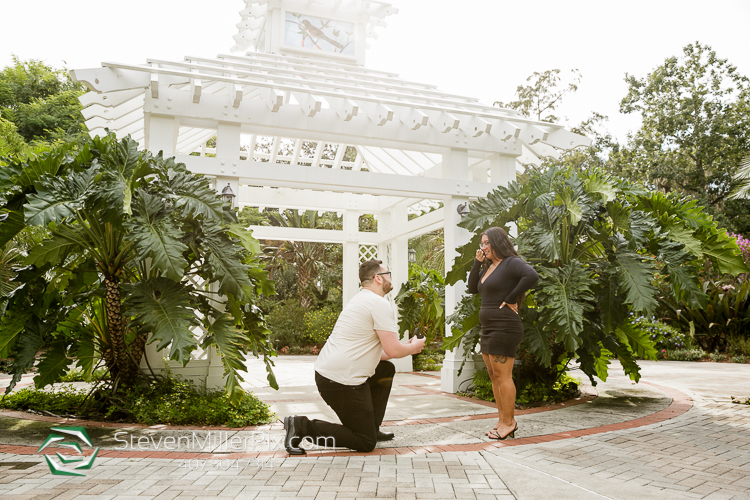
481, 227, 527, 304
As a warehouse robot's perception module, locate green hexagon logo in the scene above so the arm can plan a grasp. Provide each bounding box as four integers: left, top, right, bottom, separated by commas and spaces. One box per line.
37, 426, 99, 476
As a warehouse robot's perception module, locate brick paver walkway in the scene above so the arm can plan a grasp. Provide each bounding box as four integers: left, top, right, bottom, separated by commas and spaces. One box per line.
2, 396, 748, 499
2, 360, 749, 499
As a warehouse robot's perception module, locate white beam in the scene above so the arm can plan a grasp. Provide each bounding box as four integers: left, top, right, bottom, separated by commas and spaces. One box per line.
248, 226, 381, 244
237, 186, 391, 212
177, 155, 495, 199
144, 88, 524, 155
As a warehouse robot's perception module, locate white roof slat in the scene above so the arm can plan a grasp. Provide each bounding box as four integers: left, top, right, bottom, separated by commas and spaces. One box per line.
149, 58, 490, 114
101, 62, 560, 130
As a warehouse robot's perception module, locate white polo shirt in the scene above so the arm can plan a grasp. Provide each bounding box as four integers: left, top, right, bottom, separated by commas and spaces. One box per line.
314, 288, 399, 385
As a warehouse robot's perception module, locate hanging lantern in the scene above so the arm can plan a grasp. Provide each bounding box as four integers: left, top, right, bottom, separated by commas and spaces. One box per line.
221, 183, 236, 208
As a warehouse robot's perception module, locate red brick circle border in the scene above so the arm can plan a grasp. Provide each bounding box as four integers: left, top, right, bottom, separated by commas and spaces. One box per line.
0, 380, 691, 459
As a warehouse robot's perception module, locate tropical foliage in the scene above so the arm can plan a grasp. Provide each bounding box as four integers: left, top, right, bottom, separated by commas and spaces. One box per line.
443, 165, 748, 386
0, 57, 87, 147
394, 264, 445, 343
262, 209, 341, 308
0, 133, 277, 402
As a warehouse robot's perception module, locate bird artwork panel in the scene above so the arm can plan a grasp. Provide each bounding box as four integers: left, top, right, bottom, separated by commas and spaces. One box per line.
285, 12, 355, 54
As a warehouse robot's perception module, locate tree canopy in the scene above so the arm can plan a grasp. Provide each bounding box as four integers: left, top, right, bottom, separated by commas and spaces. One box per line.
0, 57, 87, 148
613, 43, 750, 232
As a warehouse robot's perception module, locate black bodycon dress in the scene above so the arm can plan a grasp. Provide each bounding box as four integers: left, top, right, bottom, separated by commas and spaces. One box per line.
467, 257, 539, 357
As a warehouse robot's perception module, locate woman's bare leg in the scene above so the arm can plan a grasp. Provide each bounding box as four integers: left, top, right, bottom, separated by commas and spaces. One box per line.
482, 353, 503, 432
487, 354, 516, 438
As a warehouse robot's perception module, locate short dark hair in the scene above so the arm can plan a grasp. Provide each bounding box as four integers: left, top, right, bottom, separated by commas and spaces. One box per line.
359, 259, 384, 283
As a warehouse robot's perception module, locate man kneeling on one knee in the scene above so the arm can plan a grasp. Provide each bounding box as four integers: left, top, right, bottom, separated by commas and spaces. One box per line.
284, 259, 426, 454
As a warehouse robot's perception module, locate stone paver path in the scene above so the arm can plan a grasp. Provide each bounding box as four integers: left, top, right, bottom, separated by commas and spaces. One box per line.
1, 360, 749, 499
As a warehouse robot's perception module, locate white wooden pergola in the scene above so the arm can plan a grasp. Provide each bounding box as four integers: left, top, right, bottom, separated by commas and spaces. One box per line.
71, 0, 589, 392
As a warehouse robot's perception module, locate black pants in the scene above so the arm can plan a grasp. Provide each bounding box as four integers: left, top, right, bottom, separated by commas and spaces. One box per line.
295, 360, 395, 453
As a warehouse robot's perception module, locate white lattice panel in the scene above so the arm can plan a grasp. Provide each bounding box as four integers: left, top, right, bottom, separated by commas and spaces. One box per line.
359, 245, 378, 263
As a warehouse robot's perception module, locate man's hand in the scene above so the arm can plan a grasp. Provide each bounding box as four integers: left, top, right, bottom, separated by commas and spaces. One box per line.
377, 330, 425, 359
409, 335, 426, 354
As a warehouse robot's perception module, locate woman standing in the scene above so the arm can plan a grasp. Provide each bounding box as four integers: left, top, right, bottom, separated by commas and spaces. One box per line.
467, 227, 538, 440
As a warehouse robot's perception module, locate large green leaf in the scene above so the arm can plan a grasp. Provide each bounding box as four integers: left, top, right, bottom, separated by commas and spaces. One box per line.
0, 309, 29, 357
597, 271, 627, 334
615, 321, 658, 360
520, 307, 551, 367
445, 232, 482, 286
665, 224, 702, 257
0, 209, 26, 248
226, 223, 261, 254
535, 261, 595, 352
167, 171, 224, 220
701, 233, 750, 275
15, 146, 71, 188
614, 344, 642, 382
201, 222, 254, 300
611, 236, 658, 314
206, 314, 247, 404
25, 229, 86, 267
559, 191, 582, 226
24, 169, 98, 226
34, 341, 72, 388
125, 278, 198, 364
457, 182, 522, 231
125, 191, 188, 281
586, 174, 618, 203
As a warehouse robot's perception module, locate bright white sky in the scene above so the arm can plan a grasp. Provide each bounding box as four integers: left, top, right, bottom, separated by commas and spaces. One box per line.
2, 0, 748, 143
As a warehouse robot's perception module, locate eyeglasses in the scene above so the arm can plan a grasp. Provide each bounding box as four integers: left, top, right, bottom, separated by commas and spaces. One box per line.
479, 242, 490, 248
377, 271, 392, 277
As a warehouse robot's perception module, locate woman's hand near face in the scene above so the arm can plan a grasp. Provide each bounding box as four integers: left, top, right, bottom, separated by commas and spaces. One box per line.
476, 249, 485, 262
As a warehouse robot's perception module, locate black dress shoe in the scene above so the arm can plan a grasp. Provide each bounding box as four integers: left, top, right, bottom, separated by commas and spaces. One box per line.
283, 416, 306, 455
377, 430, 395, 441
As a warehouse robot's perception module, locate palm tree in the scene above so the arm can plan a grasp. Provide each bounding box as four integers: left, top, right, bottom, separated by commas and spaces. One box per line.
265, 210, 336, 308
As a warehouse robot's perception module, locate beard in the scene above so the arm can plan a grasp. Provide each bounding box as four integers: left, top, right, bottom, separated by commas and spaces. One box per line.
382, 280, 393, 295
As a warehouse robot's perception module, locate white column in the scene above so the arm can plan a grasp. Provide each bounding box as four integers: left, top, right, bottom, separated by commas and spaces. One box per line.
490, 154, 517, 187
146, 115, 179, 157
217, 122, 241, 160
342, 210, 360, 306
215, 123, 241, 208
441, 149, 475, 393
388, 204, 412, 372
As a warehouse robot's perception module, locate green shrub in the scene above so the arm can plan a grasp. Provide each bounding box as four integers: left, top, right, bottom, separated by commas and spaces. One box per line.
662, 280, 750, 352
59, 367, 110, 383
0, 385, 88, 414
470, 368, 580, 406
516, 372, 580, 406
732, 355, 747, 363
413, 343, 445, 371
710, 352, 727, 362
665, 348, 706, 361
630, 315, 691, 350
304, 305, 340, 344
104, 375, 275, 427
727, 336, 750, 357
266, 299, 307, 348
472, 369, 496, 402
1, 376, 275, 428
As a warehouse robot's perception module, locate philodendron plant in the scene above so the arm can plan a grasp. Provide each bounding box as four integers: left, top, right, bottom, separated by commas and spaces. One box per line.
443, 165, 748, 385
